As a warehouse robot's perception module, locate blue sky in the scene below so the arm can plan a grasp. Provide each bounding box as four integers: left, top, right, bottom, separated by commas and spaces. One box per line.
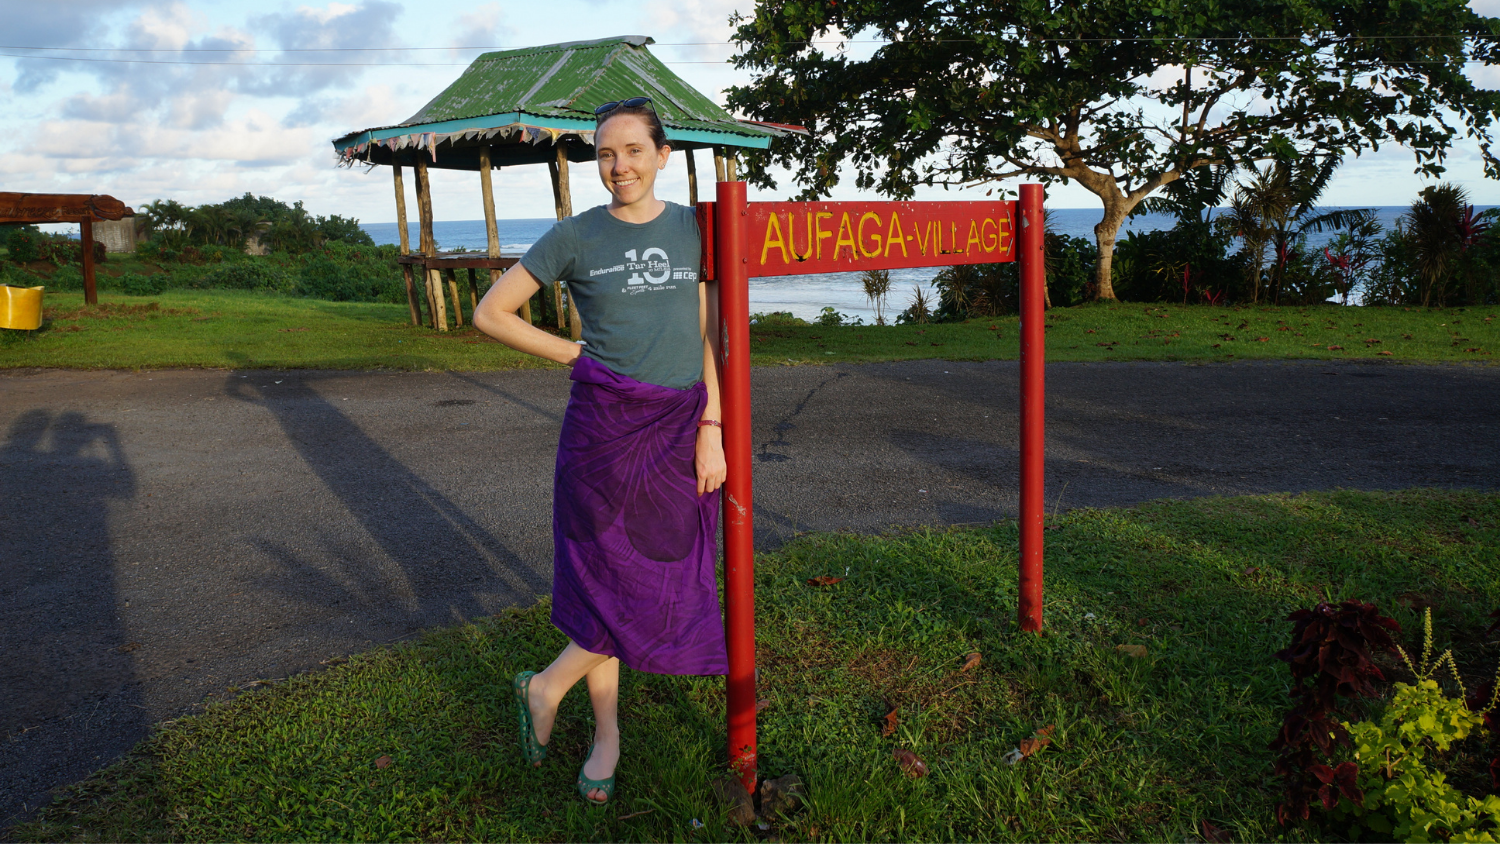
4, 0, 1500, 226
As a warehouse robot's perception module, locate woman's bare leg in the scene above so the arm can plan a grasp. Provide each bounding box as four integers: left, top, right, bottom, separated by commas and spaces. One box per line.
525, 641, 611, 760
581, 657, 620, 801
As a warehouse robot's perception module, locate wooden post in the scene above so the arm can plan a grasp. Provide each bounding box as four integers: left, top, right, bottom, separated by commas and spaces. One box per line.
444, 268, 464, 327
80, 218, 97, 305
549, 146, 581, 339
558, 146, 581, 342
415, 157, 448, 331
394, 164, 421, 326
686, 148, 698, 205
546, 156, 567, 332
713, 147, 727, 182
479, 146, 526, 324
467, 268, 480, 309
726, 151, 738, 182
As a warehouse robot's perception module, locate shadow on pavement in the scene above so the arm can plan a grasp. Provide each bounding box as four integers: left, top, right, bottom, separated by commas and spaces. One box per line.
225, 374, 548, 634
0, 410, 144, 826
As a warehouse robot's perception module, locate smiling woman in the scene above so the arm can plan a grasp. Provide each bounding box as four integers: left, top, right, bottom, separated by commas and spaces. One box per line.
470, 99, 728, 808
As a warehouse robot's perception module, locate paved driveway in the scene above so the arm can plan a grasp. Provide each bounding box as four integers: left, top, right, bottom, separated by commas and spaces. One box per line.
3, 359, 1497, 827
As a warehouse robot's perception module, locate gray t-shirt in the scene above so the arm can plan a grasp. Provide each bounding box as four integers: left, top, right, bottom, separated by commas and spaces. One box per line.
521, 202, 703, 389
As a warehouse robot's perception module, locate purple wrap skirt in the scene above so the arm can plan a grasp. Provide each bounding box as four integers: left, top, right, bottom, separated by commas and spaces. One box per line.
550, 355, 728, 676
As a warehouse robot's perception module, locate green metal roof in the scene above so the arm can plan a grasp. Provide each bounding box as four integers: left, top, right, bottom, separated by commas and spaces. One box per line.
333, 36, 793, 171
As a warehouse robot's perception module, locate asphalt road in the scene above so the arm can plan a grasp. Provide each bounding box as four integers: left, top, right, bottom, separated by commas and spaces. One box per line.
3, 358, 1497, 827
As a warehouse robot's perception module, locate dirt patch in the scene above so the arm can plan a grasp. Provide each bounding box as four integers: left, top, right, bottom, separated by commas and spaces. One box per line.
45, 302, 198, 323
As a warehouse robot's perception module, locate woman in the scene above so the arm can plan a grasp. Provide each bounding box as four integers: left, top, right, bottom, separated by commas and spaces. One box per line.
471, 98, 727, 805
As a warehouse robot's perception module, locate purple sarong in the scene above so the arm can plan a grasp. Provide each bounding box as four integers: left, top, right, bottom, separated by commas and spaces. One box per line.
550, 355, 728, 676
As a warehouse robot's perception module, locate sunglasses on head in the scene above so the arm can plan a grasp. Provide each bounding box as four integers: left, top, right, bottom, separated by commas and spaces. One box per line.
594, 97, 653, 116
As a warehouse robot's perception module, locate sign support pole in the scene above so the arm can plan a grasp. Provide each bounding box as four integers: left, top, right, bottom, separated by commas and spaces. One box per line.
716, 180, 758, 792
1017, 184, 1046, 632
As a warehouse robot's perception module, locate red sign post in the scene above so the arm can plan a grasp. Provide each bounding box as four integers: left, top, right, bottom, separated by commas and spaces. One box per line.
707, 183, 1047, 792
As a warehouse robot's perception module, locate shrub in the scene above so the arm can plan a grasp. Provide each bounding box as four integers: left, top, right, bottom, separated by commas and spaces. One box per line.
749, 311, 808, 326
813, 306, 861, 327
1112, 222, 1239, 304
1270, 600, 1401, 826
199, 261, 295, 293
6, 227, 41, 263
1326, 610, 1500, 841
119, 272, 169, 296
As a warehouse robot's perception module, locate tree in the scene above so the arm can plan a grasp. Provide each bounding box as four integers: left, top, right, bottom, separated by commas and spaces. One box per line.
726, 0, 1500, 300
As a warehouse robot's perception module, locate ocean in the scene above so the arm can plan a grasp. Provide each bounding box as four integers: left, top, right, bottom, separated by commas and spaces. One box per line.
361, 206, 1413, 323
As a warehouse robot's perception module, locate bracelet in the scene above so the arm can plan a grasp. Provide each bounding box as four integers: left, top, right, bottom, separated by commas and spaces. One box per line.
697, 419, 722, 429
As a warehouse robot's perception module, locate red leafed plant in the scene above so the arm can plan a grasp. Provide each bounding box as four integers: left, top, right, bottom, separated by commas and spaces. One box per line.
1269, 601, 1401, 825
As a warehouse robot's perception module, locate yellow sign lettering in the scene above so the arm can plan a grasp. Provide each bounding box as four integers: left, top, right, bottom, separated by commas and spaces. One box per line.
997, 216, 1012, 254
915, 221, 935, 256
815, 212, 834, 260
858, 212, 883, 258
966, 220, 983, 254
760, 212, 789, 265
981, 218, 997, 252
884, 212, 908, 258
834, 212, 859, 260
791, 212, 813, 260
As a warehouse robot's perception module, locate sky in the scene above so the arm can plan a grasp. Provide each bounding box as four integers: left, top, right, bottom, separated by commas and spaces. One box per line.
4, 0, 1500, 227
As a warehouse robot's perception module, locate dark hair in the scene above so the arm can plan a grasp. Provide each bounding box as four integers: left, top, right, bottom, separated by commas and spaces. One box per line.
595, 103, 670, 151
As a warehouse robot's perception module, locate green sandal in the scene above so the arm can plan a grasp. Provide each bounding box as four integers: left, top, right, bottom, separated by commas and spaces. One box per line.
513, 671, 548, 766
577, 743, 617, 805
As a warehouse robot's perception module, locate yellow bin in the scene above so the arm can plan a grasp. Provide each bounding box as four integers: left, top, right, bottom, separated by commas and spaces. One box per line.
0, 285, 44, 330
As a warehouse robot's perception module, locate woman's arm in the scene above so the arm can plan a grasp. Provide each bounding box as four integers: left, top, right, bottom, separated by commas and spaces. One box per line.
696, 281, 727, 496
472, 262, 582, 366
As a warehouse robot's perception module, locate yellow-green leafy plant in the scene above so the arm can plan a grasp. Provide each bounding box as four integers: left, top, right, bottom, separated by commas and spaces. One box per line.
1330, 610, 1500, 842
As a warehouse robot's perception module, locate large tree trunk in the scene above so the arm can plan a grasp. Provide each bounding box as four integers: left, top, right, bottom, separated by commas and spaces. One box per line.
1093, 204, 1128, 301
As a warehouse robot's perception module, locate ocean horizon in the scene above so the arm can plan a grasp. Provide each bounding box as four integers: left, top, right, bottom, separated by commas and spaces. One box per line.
361, 206, 1417, 322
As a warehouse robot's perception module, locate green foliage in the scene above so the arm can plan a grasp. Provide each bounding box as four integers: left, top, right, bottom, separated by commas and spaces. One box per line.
5, 227, 41, 263
749, 311, 809, 326
727, 0, 1500, 299
814, 305, 862, 326
932, 232, 1099, 318
198, 261, 295, 293
1326, 610, 1500, 842
119, 272, 169, 297
895, 284, 932, 323
1111, 223, 1239, 304
861, 268, 893, 324
138, 193, 373, 257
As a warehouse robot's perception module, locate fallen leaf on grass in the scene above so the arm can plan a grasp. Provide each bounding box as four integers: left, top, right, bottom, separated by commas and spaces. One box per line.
1377, 350, 1393, 356
1326, 345, 1344, 351
881, 708, 899, 737
1137, 618, 1148, 627
618, 809, 655, 820
960, 652, 982, 672
375, 755, 393, 769
1201, 819, 1231, 843
1116, 644, 1149, 659
278, 327, 310, 332
1005, 725, 1056, 764
807, 576, 844, 587
756, 698, 772, 713
1468, 516, 1482, 527
893, 748, 928, 777
1244, 566, 1260, 577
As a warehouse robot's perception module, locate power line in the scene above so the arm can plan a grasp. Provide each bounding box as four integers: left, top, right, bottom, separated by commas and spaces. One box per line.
1, 33, 1496, 53
0, 52, 731, 67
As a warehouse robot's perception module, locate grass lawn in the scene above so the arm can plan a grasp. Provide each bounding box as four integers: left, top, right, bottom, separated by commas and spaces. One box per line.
1, 289, 1497, 370
13, 489, 1499, 843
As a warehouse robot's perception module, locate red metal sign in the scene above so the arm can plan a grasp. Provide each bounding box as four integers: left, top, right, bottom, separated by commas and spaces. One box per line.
746, 200, 1016, 278
708, 188, 1045, 795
